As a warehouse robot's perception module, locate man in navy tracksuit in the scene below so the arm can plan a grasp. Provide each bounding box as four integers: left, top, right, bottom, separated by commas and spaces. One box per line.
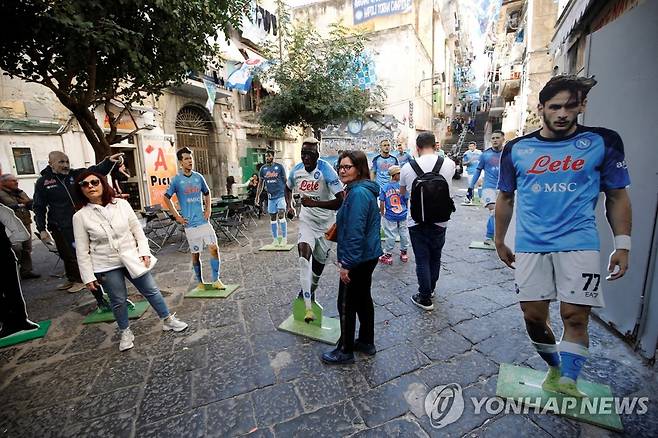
33, 150, 122, 292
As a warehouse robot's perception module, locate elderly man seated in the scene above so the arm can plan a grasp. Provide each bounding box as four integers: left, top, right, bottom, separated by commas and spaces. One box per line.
0, 173, 39, 279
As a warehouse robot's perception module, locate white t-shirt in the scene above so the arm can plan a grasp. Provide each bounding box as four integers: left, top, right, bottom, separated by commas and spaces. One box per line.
399, 153, 456, 228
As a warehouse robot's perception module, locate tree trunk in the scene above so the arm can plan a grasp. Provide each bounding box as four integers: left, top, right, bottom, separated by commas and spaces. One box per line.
71, 106, 112, 162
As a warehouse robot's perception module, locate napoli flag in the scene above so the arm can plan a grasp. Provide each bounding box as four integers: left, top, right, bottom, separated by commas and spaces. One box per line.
227, 58, 267, 94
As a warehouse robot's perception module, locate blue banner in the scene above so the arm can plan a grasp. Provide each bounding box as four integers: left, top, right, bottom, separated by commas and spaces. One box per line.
353, 0, 412, 25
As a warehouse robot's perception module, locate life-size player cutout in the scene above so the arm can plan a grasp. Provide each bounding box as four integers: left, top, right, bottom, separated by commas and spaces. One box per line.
285, 138, 344, 323
495, 75, 632, 397
163, 147, 223, 290
257, 150, 289, 247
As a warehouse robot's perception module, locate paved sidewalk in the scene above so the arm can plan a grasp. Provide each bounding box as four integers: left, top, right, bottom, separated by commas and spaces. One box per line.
1, 180, 657, 437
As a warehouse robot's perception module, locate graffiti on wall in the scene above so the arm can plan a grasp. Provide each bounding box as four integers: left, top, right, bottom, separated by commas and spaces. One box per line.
319, 114, 402, 165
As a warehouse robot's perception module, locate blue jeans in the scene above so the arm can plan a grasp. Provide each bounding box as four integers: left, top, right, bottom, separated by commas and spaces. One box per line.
409, 224, 447, 300
96, 268, 170, 330
382, 217, 410, 253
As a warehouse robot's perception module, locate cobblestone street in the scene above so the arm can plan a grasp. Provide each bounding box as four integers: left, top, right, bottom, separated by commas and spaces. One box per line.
1, 182, 657, 437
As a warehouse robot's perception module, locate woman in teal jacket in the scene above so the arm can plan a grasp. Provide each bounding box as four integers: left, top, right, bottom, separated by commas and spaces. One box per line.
322, 150, 383, 365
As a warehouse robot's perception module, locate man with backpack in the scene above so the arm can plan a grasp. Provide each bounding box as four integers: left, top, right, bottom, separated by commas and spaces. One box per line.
400, 132, 456, 310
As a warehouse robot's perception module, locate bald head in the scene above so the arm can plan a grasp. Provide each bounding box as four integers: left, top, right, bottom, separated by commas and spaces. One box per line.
49, 151, 70, 174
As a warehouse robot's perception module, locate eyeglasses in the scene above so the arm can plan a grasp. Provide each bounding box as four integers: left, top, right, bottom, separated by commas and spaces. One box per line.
338, 164, 354, 171
79, 179, 101, 188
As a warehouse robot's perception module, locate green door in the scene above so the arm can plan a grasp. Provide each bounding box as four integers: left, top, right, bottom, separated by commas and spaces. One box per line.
240, 148, 266, 183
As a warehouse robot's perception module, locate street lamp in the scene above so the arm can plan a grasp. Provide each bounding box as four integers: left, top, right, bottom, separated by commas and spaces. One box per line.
417, 75, 443, 95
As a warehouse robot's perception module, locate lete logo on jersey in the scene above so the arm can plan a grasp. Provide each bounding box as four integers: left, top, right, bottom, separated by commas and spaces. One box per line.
528, 155, 585, 175
299, 180, 320, 191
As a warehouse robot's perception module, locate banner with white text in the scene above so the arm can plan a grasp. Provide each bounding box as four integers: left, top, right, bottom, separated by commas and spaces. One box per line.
353, 0, 412, 24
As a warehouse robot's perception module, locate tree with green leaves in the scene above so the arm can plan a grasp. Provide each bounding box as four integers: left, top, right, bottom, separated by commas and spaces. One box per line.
259, 18, 385, 139
0, 0, 248, 160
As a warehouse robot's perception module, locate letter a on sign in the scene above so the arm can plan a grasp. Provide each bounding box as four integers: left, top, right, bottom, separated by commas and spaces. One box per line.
154, 148, 167, 172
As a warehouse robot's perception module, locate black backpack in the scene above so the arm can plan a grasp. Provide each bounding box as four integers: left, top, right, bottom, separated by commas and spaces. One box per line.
409, 157, 455, 223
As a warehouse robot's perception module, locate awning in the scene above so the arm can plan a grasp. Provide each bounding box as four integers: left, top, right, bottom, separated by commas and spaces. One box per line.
550, 0, 596, 53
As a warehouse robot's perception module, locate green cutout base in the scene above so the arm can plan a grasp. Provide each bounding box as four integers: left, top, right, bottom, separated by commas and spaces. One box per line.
83, 301, 149, 324
461, 200, 482, 206
469, 241, 495, 250
186, 283, 240, 298
259, 243, 295, 251
0, 320, 51, 348
277, 298, 340, 344
496, 363, 623, 432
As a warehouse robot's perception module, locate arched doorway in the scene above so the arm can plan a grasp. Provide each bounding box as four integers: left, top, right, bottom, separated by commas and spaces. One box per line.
175, 106, 213, 186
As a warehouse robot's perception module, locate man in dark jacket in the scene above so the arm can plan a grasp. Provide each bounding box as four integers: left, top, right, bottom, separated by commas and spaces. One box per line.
0, 174, 39, 279
33, 150, 122, 291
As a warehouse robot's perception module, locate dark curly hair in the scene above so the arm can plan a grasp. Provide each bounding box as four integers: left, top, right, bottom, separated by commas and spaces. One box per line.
539, 75, 597, 105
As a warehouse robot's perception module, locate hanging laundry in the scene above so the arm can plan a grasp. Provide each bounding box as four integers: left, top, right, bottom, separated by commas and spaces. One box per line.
263, 10, 271, 33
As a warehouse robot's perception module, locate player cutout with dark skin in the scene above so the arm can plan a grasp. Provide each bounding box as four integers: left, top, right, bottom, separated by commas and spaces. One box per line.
495, 89, 632, 350
256, 151, 285, 223
285, 142, 344, 295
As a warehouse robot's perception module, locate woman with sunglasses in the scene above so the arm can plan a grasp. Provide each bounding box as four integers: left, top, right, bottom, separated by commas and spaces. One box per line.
321, 150, 383, 365
72, 171, 188, 351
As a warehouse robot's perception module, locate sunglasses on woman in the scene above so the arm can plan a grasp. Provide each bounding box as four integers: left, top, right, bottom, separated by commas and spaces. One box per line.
79, 179, 101, 188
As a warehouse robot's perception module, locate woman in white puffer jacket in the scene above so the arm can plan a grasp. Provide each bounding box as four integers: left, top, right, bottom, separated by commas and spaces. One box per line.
72, 171, 188, 352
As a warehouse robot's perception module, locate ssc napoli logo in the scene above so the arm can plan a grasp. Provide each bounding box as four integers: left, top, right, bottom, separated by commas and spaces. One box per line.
193, 245, 199, 252
575, 138, 591, 150
531, 183, 542, 193
313, 171, 321, 180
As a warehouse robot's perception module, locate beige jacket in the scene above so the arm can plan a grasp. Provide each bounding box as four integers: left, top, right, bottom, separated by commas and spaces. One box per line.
72, 198, 151, 284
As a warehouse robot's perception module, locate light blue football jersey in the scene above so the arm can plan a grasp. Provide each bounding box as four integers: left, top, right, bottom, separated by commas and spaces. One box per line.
477, 148, 502, 189
371, 154, 399, 188
165, 171, 210, 228
498, 126, 631, 253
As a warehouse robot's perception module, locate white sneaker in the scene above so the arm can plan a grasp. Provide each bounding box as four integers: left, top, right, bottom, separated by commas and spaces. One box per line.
483, 238, 494, 246
67, 282, 86, 293
162, 313, 188, 332
281, 236, 287, 246
119, 328, 135, 352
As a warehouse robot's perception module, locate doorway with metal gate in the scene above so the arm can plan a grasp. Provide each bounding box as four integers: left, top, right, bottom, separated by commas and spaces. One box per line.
175, 106, 213, 187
